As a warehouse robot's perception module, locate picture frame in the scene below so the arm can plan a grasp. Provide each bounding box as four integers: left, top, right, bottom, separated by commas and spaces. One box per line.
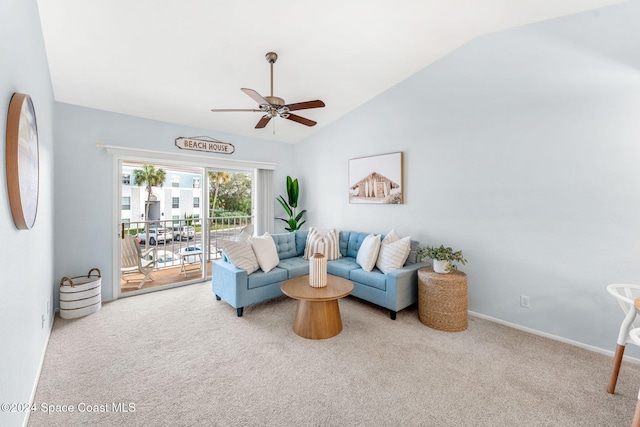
6, 93, 39, 229
349, 152, 403, 204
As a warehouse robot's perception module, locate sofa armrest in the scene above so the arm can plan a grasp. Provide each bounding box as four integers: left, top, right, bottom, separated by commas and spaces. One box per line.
212, 260, 248, 308
384, 262, 429, 311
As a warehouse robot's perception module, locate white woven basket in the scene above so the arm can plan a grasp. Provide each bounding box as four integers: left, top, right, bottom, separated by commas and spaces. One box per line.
59, 268, 102, 319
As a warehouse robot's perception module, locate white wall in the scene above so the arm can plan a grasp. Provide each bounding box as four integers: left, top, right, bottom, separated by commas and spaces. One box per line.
0, 1, 56, 426
53, 103, 295, 301
294, 1, 640, 354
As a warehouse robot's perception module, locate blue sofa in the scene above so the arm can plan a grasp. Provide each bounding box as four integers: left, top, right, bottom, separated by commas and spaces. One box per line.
212, 230, 427, 319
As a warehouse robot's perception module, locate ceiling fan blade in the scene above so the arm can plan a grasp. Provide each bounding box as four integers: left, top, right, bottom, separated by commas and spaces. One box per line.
255, 115, 272, 129
210, 108, 262, 112
241, 88, 270, 106
284, 100, 325, 112
285, 113, 317, 127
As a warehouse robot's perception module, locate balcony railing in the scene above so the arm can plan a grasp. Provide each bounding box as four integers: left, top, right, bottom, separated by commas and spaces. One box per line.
121, 215, 252, 270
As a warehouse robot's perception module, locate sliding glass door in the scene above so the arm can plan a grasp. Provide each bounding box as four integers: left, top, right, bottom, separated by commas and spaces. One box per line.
207, 168, 254, 257
118, 161, 256, 296
119, 161, 208, 294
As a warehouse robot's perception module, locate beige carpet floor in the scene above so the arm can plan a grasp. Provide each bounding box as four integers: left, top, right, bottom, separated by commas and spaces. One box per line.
28, 281, 640, 426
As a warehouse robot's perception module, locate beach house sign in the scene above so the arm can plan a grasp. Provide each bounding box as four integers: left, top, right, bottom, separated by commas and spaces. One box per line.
175, 136, 235, 155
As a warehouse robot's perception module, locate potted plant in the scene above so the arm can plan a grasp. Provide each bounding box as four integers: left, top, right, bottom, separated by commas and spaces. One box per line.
420, 245, 467, 273
276, 176, 307, 232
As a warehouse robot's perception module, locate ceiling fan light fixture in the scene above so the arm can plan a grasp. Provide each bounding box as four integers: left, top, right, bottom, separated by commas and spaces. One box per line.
265, 96, 285, 106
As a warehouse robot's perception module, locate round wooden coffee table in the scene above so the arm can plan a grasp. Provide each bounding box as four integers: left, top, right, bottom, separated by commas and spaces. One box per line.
281, 275, 354, 340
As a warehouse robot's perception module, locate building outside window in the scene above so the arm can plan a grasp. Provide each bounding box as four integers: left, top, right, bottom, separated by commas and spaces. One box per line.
122, 163, 252, 235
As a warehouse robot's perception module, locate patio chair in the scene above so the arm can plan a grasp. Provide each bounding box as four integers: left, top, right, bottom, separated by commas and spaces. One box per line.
606, 284, 640, 394
121, 235, 157, 289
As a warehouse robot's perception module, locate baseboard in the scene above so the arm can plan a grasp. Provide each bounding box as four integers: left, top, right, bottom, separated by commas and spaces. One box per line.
22, 309, 55, 427
469, 311, 640, 364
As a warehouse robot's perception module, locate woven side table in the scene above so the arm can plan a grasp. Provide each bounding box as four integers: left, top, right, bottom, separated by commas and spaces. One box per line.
418, 267, 468, 332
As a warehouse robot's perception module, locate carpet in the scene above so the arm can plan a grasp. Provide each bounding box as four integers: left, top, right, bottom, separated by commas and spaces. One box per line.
28, 281, 640, 426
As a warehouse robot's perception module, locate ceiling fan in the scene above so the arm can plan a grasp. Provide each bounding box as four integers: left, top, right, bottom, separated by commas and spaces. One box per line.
211, 52, 325, 129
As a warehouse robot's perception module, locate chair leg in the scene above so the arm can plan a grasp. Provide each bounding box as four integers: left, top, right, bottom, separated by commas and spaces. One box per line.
632, 389, 640, 427
608, 344, 626, 394
237, 307, 244, 317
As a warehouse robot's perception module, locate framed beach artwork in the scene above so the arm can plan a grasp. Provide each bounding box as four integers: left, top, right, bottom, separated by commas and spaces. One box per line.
6, 93, 39, 229
349, 152, 403, 204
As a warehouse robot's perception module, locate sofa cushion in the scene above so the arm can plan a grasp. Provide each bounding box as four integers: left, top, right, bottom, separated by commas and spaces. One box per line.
356, 234, 381, 272
249, 233, 280, 273
295, 230, 309, 256
376, 230, 411, 273
407, 240, 420, 264
341, 231, 368, 258
327, 257, 360, 279
277, 257, 309, 278
247, 267, 288, 289
271, 232, 298, 260
350, 268, 387, 291
303, 227, 341, 260
217, 240, 259, 274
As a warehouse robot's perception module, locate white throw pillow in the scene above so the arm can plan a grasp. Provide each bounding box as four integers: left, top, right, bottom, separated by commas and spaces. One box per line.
249, 232, 280, 273
303, 227, 341, 261
356, 234, 381, 272
217, 240, 259, 275
376, 230, 411, 273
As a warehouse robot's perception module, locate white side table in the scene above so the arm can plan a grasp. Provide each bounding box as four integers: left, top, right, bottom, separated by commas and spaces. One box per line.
178, 248, 203, 277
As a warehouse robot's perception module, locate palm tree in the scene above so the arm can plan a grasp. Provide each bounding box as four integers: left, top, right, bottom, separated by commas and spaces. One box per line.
134, 164, 166, 248
209, 171, 231, 216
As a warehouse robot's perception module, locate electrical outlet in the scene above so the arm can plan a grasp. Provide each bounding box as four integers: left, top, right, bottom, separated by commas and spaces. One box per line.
520, 295, 530, 308
41, 314, 45, 329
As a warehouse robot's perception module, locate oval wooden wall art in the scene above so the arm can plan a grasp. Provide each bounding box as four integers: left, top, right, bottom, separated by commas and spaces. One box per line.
6, 93, 39, 230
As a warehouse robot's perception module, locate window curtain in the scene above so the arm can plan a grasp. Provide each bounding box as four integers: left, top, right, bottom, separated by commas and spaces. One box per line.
254, 169, 274, 235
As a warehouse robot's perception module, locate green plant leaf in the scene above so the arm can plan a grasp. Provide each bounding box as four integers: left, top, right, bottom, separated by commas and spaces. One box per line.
277, 196, 292, 217
294, 209, 307, 222
287, 177, 299, 208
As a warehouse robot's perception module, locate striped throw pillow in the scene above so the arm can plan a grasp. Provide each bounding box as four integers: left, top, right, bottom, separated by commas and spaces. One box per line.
303, 228, 341, 261
375, 230, 411, 273
218, 240, 259, 274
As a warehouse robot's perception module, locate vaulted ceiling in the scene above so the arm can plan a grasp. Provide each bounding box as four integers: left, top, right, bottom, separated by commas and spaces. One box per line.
36, 0, 623, 144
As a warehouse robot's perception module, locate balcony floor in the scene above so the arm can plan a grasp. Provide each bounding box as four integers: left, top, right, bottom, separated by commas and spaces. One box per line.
121, 261, 213, 293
